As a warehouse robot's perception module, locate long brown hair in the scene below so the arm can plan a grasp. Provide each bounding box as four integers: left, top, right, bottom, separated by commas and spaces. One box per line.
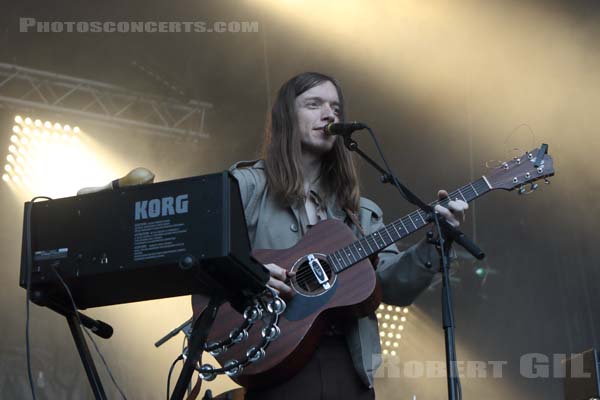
262, 72, 360, 213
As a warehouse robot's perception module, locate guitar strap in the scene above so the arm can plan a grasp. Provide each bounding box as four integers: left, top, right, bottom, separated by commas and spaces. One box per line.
185, 376, 202, 400
344, 207, 365, 236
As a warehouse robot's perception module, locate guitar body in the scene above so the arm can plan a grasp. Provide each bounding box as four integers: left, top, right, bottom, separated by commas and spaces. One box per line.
191, 219, 382, 389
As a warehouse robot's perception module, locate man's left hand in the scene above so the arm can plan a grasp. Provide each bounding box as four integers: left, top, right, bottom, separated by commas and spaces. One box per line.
433, 190, 468, 227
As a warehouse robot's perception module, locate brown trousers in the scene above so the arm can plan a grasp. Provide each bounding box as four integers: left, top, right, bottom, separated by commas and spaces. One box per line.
245, 335, 375, 400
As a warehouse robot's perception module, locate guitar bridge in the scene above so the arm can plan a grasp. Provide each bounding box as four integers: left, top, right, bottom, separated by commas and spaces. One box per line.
307, 254, 330, 290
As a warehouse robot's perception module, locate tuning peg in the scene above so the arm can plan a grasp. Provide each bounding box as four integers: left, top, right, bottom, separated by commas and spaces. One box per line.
518, 186, 526, 195
544, 178, 550, 185
530, 183, 539, 191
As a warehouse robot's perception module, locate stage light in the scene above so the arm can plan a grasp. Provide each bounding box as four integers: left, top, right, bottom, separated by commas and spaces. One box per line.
377, 303, 410, 355
390, 350, 396, 356
475, 267, 486, 278
2, 174, 8, 182
3, 114, 125, 198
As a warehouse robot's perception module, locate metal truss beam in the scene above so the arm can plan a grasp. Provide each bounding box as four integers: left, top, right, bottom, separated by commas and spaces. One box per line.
0, 63, 211, 139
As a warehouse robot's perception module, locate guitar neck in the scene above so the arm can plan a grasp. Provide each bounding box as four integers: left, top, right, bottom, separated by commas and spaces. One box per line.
328, 177, 491, 272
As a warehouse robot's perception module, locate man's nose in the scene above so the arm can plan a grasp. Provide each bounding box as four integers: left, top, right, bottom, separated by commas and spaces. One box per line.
321, 104, 336, 121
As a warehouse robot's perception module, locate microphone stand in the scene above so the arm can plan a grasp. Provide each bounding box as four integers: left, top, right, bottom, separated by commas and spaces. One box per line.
30, 292, 111, 400
342, 132, 485, 400
170, 296, 223, 400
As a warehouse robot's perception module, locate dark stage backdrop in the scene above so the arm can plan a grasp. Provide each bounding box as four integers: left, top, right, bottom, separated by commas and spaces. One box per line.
0, 1, 599, 399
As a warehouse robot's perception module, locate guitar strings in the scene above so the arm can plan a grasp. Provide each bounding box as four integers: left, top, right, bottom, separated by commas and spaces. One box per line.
285, 162, 543, 286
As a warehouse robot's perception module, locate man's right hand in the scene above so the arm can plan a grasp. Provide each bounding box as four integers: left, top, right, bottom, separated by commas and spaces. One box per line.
264, 263, 295, 299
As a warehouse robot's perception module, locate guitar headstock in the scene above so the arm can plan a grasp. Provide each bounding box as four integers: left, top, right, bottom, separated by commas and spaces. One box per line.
485, 144, 555, 193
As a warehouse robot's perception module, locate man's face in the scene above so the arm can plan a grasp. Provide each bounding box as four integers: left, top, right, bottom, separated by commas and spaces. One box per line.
295, 80, 341, 155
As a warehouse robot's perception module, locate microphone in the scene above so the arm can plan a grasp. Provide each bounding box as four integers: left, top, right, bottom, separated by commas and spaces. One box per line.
323, 121, 367, 136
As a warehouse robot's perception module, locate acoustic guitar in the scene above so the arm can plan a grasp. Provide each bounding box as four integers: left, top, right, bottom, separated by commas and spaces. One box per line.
192, 146, 555, 388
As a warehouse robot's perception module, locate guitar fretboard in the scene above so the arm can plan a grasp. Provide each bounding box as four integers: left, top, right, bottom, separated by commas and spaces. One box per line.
327, 177, 491, 272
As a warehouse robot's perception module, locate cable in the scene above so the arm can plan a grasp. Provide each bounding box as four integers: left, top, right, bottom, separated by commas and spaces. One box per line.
83, 329, 128, 400
50, 266, 128, 400
25, 196, 52, 400
183, 336, 192, 397
167, 355, 184, 400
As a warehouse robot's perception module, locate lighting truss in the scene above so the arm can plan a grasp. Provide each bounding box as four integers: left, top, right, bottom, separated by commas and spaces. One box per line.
0, 62, 212, 140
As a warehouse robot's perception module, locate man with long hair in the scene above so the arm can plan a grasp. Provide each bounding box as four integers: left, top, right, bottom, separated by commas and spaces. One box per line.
231, 72, 468, 399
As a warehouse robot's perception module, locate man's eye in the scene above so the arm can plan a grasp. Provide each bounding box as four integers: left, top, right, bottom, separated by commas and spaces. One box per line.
307, 102, 318, 108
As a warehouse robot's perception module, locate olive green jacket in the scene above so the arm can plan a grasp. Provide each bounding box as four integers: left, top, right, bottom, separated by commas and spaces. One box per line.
230, 160, 438, 388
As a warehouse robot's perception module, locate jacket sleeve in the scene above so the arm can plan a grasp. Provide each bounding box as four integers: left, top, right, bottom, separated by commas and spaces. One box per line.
229, 160, 263, 231
359, 198, 438, 306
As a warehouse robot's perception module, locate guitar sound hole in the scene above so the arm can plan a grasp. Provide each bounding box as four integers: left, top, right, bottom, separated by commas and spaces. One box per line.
293, 257, 334, 295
